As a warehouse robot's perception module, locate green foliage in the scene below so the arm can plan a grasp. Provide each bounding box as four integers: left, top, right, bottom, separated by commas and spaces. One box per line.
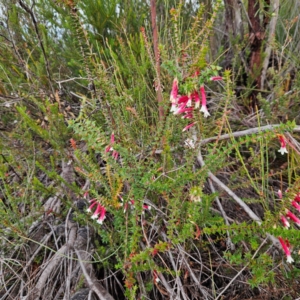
1, 0, 300, 299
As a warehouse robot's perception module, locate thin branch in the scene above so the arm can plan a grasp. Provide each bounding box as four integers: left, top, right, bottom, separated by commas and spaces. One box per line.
215, 237, 268, 300
197, 150, 262, 222
75, 249, 115, 300
32, 224, 77, 298
261, 0, 280, 89
200, 124, 300, 146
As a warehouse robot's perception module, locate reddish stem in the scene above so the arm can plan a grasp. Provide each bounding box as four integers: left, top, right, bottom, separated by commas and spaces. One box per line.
150, 0, 164, 121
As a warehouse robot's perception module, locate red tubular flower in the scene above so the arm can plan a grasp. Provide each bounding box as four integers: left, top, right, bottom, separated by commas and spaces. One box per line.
181, 113, 193, 119
174, 104, 187, 115
292, 200, 300, 213
175, 106, 194, 115
210, 76, 223, 81
105, 145, 112, 152
199, 86, 210, 118
280, 215, 290, 228
105, 132, 115, 152
182, 122, 196, 132
105, 133, 119, 159
97, 206, 106, 224
143, 204, 151, 211
186, 94, 192, 107
87, 200, 107, 225
112, 150, 119, 160
286, 210, 300, 226
91, 203, 102, 220
278, 190, 283, 199
153, 270, 160, 283
277, 134, 288, 155
294, 193, 300, 203
86, 199, 97, 213
278, 237, 294, 263
170, 78, 178, 103
177, 95, 189, 104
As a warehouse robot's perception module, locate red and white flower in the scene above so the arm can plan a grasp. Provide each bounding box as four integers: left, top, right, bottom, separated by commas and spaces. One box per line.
291, 200, 300, 213
96, 206, 106, 224
192, 91, 200, 109
170, 78, 178, 104
182, 122, 196, 132
277, 134, 288, 155
278, 237, 294, 263
286, 210, 300, 227
294, 193, 300, 203
87, 199, 107, 224
105, 133, 119, 160
105, 132, 115, 152
86, 199, 97, 213
199, 86, 210, 118
153, 270, 160, 283
280, 215, 290, 228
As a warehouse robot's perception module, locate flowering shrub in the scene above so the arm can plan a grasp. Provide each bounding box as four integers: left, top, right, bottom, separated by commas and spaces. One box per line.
167, 66, 223, 131
2, 1, 300, 299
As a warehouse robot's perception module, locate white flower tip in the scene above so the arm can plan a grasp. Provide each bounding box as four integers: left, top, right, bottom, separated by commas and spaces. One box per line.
155, 277, 160, 283
278, 147, 288, 155
91, 214, 98, 220
287, 255, 294, 263
170, 105, 177, 113
200, 106, 210, 118
86, 208, 91, 213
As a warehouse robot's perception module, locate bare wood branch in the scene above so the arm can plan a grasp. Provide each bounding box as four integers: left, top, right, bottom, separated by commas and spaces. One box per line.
75, 249, 115, 300
31, 224, 77, 298
200, 124, 300, 146
197, 150, 262, 222
196, 150, 281, 249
